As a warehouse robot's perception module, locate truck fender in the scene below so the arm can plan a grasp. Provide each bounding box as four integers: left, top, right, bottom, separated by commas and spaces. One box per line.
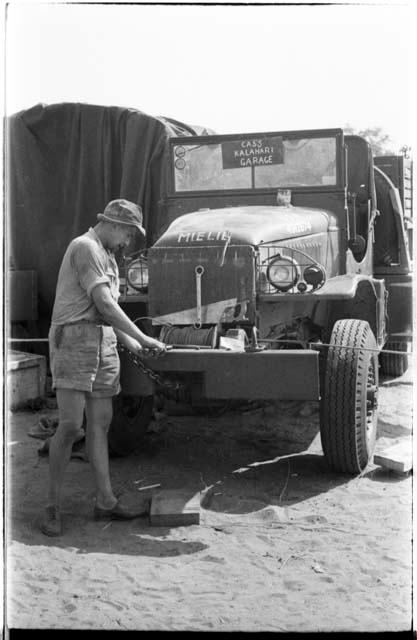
316, 275, 387, 348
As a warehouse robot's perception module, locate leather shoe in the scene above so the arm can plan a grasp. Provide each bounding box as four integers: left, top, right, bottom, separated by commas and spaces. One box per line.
94, 499, 150, 521
40, 505, 63, 537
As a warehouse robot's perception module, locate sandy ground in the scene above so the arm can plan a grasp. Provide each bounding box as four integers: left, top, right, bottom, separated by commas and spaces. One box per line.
6, 368, 413, 632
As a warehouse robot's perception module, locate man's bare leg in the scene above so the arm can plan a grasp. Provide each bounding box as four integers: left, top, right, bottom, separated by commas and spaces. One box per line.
85, 396, 117, 510
41, 388, 85, 535
47, 389, 85, 506
85, 395, 149, 520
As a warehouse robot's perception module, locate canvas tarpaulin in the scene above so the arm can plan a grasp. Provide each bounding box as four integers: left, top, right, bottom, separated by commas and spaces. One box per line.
7, 102, 188, 334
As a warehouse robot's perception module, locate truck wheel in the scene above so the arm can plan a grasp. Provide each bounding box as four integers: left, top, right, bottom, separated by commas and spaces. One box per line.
320, 319, 379, 474
108, 394, 154, 457
380, 341, 410, 378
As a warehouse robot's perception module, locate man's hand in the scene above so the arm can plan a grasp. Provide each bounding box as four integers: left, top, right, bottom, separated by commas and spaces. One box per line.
117, 332, 169, 359
140, 337, 169, 358
128, 341, 145, 357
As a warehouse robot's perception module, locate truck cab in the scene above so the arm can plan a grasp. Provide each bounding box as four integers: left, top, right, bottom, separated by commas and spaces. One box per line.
112, 128, 412, 475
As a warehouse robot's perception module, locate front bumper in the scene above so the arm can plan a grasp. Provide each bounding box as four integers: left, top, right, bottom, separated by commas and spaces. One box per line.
120, 348, 320, 401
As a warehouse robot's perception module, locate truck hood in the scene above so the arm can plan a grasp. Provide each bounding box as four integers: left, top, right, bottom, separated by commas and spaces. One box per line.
154, 205, 332, 247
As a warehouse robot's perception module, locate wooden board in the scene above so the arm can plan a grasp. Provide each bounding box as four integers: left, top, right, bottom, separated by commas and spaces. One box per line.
150, 490, 201, 527
373, 439, 412, 474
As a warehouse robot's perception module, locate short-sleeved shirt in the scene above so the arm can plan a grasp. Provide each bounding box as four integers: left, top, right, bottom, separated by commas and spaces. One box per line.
51, 227, 120, 325
49, 227, 121, 395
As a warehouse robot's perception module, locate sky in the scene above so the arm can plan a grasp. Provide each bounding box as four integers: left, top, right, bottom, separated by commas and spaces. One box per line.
4, 0, 415, 151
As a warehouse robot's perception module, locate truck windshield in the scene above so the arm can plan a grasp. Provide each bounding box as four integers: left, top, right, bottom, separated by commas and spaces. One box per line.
173, 135, 338, 192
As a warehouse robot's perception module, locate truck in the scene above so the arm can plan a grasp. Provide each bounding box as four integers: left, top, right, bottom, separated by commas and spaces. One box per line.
109, 127, 413, 474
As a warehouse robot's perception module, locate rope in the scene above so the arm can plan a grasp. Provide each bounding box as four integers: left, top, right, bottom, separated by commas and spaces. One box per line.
6, 336, 411, 356
259, 338, 412, 356
132, 316, 170, 326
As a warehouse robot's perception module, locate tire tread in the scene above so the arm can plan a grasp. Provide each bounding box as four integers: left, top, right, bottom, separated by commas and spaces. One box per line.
321, 319, 378, 474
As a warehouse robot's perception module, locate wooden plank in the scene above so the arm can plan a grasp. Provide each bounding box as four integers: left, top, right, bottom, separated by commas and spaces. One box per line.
373, 439, 412, 474
150, 490, 201, 527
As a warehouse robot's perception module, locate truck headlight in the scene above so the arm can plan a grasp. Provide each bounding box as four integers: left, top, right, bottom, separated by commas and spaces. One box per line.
267, 255, 300, 292
127, 258, 149, 292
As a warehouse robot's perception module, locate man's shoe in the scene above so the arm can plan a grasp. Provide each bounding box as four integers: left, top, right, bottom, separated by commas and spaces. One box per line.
94, 499, 150, 521
40, 505, 63, 537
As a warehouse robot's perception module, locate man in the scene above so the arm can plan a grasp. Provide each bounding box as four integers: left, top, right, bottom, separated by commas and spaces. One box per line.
41, 199, 166, 536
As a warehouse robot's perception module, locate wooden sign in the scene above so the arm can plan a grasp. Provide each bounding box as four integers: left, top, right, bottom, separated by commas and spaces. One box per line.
222, 136, 284, 169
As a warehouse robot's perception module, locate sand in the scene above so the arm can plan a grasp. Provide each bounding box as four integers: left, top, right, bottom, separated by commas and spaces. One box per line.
6, 369, 413, 632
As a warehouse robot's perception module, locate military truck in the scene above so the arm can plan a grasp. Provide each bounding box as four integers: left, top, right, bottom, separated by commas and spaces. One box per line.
110, 128, 413, 474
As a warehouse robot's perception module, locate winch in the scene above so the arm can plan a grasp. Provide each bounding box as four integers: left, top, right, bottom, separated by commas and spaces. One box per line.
158, 324, 263, 353
159, 325, 218, 349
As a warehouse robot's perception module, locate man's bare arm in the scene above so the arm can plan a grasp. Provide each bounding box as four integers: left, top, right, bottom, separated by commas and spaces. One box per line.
92, 284, 165, 352
113, 328, 145, 353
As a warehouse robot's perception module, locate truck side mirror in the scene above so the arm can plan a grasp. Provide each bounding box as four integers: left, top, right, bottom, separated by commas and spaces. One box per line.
348, 187, 367, 260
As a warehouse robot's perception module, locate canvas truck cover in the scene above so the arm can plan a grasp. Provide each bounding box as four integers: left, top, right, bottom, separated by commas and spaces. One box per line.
7, 102, 195, 332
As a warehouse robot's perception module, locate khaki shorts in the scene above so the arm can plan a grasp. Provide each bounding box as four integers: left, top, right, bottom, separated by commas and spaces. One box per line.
49, 323, 121, 398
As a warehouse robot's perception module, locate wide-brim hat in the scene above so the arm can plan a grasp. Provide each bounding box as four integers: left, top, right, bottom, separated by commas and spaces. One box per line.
97, 199, 146, 236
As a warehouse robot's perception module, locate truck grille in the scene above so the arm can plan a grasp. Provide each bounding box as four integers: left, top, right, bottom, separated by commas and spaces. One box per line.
148, 245, 256, 323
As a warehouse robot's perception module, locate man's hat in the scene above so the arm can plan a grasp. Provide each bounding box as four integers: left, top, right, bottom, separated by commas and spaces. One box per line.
97, 199, 146, 236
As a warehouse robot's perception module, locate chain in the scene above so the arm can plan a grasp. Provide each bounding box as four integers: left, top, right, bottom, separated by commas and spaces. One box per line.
118, 344, 184, 391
